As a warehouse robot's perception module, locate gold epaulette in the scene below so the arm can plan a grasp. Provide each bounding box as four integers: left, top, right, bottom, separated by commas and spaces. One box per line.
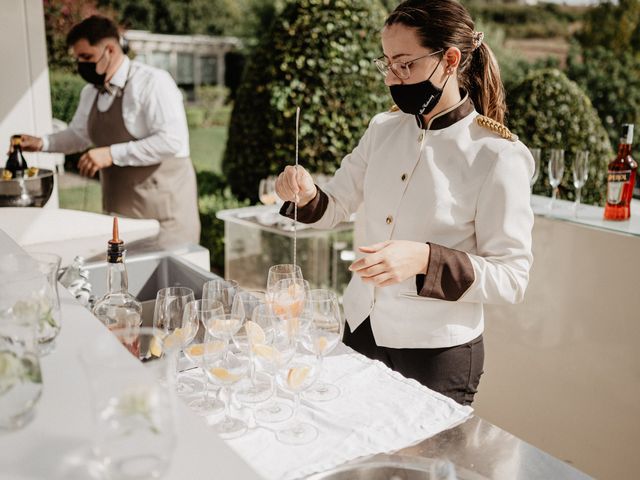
476, 115, 518, 142
389, 104, 400, 112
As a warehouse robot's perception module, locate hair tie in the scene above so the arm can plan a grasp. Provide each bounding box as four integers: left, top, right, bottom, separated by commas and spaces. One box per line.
472, 31, 484, 51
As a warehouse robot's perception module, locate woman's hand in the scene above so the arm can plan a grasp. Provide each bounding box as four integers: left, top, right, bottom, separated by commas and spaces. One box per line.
275, 165, 317, 207
349, 240, 430, 287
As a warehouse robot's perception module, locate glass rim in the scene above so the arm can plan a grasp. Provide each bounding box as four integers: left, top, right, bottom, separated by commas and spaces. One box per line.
156, 286, 195, 298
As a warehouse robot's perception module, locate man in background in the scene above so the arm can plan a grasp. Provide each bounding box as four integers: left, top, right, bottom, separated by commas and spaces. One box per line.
20, 15, 200, 246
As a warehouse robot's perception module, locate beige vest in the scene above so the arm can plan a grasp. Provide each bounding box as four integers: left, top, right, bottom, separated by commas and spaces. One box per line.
87, 79, 200, 247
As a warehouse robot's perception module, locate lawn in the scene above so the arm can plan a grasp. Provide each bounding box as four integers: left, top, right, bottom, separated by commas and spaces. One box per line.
58, 125, 228, 212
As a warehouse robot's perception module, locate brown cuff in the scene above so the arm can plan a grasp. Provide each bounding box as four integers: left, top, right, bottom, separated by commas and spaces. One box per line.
416, 243, 475, 301
279, 185, 328, 224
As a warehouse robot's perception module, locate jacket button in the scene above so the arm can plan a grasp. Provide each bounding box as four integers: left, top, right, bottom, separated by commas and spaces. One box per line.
386, 215, 393, 225
418, 133, 424, 142
401, 173, 407, 181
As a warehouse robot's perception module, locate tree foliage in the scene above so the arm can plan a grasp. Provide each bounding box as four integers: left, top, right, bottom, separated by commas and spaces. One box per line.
222, 0, 389, 202
575, 0, 640, 55
44, 0, 105, 71
507, 69, 614, 206
567, 45, 640, 160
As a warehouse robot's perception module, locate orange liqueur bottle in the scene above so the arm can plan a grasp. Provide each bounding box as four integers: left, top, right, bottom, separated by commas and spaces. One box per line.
604, 124, 637, 221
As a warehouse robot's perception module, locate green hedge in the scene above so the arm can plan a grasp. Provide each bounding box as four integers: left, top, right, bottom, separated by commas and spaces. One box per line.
49, 70, 85, 124
223, 0, 389, 202
507, 69, 614, 206
197, 171, 250, 274
567, 46, 640, 160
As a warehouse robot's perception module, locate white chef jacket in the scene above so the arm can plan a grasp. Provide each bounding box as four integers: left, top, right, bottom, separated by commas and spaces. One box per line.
299, 97, 534, 348
42, 56, 190, 167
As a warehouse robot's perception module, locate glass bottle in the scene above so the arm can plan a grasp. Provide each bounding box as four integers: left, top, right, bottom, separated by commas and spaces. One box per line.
4, 135, 29, 179
604, 124, 637, 221
92, 218, 142, 330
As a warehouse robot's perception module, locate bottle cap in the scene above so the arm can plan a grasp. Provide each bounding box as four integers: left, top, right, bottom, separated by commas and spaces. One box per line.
107, 217, 125, 263
10, 135, 21, 146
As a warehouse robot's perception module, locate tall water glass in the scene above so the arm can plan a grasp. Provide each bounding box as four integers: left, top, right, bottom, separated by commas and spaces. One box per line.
573, 151, 590, 215
548, 149, 565, 209
80, 327, 176, 480
529, 148, 541, 190
0, 257, 43, 430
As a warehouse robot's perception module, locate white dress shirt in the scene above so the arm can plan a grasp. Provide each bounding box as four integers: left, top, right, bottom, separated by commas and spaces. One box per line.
42, 56, 190, 166
308, 104, 535, 348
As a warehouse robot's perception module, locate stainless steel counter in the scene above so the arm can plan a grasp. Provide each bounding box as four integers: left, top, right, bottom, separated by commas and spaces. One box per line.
309, 415, 591, 479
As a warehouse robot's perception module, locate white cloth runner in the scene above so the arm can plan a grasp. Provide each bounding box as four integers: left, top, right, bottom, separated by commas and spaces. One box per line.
217, 350, 473, 480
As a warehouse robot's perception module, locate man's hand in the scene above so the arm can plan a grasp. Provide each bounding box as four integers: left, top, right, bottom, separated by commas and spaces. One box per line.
15, 134, 43, 152
349, 240, 430, 287
78, 147, 113, 177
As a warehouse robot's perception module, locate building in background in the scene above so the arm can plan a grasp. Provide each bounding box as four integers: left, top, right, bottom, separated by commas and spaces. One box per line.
124, 30, 242, 95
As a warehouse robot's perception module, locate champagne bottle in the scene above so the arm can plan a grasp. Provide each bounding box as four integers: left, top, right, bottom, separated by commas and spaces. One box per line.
92, 217, 143, 330
604, 124, 637, 221
4, 135, 29, 179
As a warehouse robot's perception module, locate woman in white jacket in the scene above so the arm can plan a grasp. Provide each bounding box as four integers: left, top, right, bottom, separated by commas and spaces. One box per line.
275, 0, 534, 405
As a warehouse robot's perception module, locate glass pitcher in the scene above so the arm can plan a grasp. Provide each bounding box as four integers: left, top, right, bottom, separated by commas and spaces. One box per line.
0, 254, 45, 430
79, 326, 177, 480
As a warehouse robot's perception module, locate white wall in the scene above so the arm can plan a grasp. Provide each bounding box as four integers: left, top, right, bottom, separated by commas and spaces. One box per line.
0, 0, 59, 208
476, 216, 640, 479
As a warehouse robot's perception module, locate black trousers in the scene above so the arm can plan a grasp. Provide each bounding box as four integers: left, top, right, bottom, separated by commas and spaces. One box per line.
343, 318, 484, 406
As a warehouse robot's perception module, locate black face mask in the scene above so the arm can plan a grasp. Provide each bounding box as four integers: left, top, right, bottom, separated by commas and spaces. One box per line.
77, 48, 108, 86
389, 60, 450, 116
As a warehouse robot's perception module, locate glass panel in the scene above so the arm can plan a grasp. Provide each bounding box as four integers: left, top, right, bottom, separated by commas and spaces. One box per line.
201, 56, 218, 85
177, 53, 194, 84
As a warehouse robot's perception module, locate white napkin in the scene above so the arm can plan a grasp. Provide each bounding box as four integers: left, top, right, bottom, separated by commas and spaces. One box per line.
217, 350, 473, 480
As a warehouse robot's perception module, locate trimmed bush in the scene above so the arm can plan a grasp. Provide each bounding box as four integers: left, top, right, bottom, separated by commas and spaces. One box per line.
223, 0, 389, 202
507, 69, 614, 206
49, 69, 85, 124
567, 46, 640, 160
198, 170, 251, 273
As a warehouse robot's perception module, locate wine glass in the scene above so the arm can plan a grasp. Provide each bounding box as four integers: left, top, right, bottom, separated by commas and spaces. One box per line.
300, 289, 344, 402
152, 287, 195, 394
266, 264, 303, 293
248, 303, 295, 424
572, 151, 590, 216
528, 148, 541, 191
259, 177, 277, 206
548, 149, 565, 210
205, 339, 250, 439
231, 291, 273, 403
202, 279, 239, 314
269, 278, 312, 338
275, 353, 321, 445
183, 300, 227, 416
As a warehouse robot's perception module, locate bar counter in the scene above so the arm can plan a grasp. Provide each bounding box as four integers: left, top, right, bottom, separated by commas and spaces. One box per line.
0, 226, 593, 480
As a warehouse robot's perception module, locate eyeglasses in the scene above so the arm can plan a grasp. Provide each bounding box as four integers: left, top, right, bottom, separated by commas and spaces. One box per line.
373, 50, 443, 80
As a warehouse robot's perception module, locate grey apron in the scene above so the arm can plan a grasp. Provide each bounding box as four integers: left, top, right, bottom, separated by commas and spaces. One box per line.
87, 74, 200, 247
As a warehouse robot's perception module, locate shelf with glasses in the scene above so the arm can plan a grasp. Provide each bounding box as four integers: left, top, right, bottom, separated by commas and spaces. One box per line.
216, 205, 355, 294
531, 194, 640, 238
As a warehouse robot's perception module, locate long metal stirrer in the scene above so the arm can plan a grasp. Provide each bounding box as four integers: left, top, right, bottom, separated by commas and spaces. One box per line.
293, 106, 300, 270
